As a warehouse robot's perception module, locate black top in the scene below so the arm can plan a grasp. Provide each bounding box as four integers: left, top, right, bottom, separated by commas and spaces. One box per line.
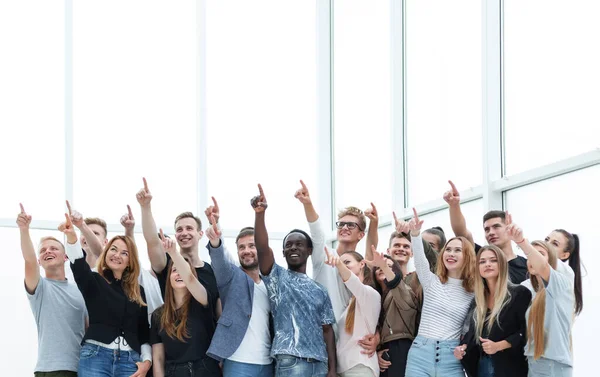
150, 298, 215, 364
71, 250, 150, 353
461, 284, 532, 377
475, 243, 529, 284
154, 254, 220, 310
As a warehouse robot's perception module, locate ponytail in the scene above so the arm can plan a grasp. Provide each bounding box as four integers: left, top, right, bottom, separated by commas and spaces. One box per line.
555, 230, 583, 315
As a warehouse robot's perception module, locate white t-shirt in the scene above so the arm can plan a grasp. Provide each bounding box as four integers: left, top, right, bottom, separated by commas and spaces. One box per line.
228, 280, 272, 365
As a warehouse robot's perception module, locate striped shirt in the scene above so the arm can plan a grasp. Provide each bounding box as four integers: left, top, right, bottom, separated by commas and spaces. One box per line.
413, 235, 474, 340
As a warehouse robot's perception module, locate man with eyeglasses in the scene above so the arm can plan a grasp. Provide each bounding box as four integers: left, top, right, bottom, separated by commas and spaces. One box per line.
294, 181, 379, 356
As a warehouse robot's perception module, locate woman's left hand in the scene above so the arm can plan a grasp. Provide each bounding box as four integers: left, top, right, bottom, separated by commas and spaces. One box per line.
130, 360, 151, 377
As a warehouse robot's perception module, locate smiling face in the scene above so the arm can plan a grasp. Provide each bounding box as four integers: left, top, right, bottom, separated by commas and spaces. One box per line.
443, 238, 464, 273
104, 239, 130, 276
169, 264, 188, 290
175, 218, 202, 250
237, 235, 258, 270
375, 258, 394, 284
478, 249, 499, 280
387, 236, 412, 265
545, 231, 570, 261
336, 215, 365, 244
282, 232, 312, 269
38, 238, 67, 270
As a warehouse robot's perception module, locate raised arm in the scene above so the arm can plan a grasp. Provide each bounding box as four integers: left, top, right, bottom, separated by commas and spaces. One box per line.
443, 180, 475, 245
505, 214, 550, 281
120, 204, 135, 239
252, 184, 274, 275
409, 208, 434, 287
365, 245, 396, 282
18, 204, 39, 294
161, 229, 208, 306
364, 202, 379, 254
295, 180, 327, 270
137, 178, 167, 272
67, 201, 104, 260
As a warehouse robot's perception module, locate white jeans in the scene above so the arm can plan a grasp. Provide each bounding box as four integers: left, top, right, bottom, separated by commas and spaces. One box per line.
339, 364, 377, 377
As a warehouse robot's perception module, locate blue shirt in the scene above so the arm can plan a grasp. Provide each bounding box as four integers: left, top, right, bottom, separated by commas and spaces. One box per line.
262, 263, 335, 362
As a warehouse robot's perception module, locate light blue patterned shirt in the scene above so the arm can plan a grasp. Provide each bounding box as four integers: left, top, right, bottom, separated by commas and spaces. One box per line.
262, 263, 335, 362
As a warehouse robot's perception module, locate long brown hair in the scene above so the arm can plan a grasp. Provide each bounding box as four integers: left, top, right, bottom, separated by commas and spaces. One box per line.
527, 240, 558, 360
342, 252, 374, 335
473, 245, 511, 343
159, 259, 198, 342
96, 235, 145, 306
436, 236, 477, 292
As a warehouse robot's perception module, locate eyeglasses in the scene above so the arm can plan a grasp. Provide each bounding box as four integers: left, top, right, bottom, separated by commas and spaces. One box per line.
335, 221, 363, 231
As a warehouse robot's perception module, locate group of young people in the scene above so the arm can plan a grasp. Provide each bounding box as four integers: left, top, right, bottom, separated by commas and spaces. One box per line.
20, 179, 582, 377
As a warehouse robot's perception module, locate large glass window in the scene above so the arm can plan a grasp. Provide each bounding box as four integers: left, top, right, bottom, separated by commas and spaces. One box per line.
0, 2, 64, 219
505, 165, 600, 373
72, 1, 197, 226
333, 0, 393, 215
405, 0, 482, 205
205, 0, 318, 232
504, 0, 600, 175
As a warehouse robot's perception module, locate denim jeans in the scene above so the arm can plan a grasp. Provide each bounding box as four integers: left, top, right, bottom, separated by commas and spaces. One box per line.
165, 358, 221, 377
223, 359, 274, 377
528, 357, 572, 377
34, 372, 77, 377
405, 335, 464, 377
478, 355, 495, 377
274, 355, 328, 377
78, 343, 140, 377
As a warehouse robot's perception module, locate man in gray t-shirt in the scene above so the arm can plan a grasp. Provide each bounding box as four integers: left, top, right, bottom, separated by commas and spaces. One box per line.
18, 204, 87, 376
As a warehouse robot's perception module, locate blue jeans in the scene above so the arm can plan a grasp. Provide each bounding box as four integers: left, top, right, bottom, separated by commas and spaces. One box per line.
478, 355, 495, 377
405, 336, 464, 377
528, 357, 572, 377
78, 343, 140, 377
223, 359, 274, 377
164, 358, 221, 377
274, 355, 328, 377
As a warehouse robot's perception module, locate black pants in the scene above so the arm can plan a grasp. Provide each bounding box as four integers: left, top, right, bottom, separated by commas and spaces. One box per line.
165, 358, 221, 377
380, 338, 413, 377
34, 372, 77, 377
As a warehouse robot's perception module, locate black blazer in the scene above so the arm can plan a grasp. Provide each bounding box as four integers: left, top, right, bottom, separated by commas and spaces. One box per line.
461, 284, 532, 377
71, 250, 150, 353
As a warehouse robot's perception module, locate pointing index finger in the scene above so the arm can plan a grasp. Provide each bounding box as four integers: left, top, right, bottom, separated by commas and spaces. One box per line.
65, 213, 72, 226
300, 179, 308, 191
65, 200, 72, 215
159, 228, 165, 241
19, 203, 25, 214
412, 207, 419, 221
448, 180, 459, 195
258, 183, 265, 197
211, 196, 219, 210
127, 204, 133, 217
143, 177, 149, 192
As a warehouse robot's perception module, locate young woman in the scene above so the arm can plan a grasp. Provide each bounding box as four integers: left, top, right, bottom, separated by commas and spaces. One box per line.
324, 248, 381, 377
405, 208, 477, 377
371, 251, 419, 377
508, 222, 575, 376
150, 228, 219, 377
455, 245, 531, 377
545, 229, 583, 315
60, 215, 152, 377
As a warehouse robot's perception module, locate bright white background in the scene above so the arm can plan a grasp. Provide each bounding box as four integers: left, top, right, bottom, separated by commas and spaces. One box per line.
0, 1, 598, 375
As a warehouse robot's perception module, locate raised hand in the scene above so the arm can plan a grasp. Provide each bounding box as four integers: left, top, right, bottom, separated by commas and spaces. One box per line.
136, 177, 153, 207
120, 205, 135, 230
66, 200, 84, 229
205, 215, 222, 246
364, 245, 388, 269
160, 229, 177, 255
324, 246, 340, 267
294, 180, 311, 205
505, 212, 525, 243
408, 208, 424, 236
392, 211, 410, 234
58, 213, 77, 238
365, 202, 378, 222
204, 197, 220, 225
250, 184, 268, 213
443, 180, 461, 206
16, 203, 32, 229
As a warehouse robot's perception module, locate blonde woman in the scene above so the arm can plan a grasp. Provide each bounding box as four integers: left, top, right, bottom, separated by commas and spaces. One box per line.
455, 245, 531, 377
405, 209, 477, 377
505, 220, 575, 377
60, 214, 152, 377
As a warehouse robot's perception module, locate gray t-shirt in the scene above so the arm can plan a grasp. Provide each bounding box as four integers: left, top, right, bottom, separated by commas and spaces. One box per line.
522, 261, 575, 366
27, 277, 87, 372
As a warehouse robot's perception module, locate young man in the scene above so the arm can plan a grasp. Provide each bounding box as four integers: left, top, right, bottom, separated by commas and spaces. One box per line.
204, 198, 273, 377
443, 180, 528, 283
18, 204, 87, 377
136, 178, 221, 316
253, 184, 336, 377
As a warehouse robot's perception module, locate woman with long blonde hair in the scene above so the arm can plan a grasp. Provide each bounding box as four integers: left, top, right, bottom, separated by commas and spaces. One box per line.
60, 214, 152, 377
455, 245, 531, 377
324, 248, 381, 377
507, 221, 575, 376
404, 209, 478, 377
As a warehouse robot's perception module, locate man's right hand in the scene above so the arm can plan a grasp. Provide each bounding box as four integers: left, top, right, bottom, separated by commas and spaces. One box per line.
204, 197, 220, 225
408, 208, 424, 237
392, 211, 410, 234
443, 180, 460, 206
16, 203, 32, 230
294, 180, 312, 205
377, 349, 392, 371
136, 177, 153, 207
251, 184, 268, 213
